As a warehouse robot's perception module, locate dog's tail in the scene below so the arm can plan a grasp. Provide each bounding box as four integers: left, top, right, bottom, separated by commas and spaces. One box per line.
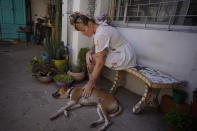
109, 104, 122, 117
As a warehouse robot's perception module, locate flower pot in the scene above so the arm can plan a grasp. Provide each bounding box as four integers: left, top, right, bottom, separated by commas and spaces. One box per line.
35, 75, 53, 83
55, 80, 74, 87
52, 59, 67, 73
172, 89, 187, 104
67, 70, 85, 82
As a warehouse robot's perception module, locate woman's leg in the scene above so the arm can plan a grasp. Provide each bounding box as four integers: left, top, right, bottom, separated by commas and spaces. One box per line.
86, 51, 96, 80
86, 51, 102, 88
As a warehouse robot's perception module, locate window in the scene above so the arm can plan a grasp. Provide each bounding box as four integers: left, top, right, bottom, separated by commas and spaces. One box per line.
112, 0, 197, 31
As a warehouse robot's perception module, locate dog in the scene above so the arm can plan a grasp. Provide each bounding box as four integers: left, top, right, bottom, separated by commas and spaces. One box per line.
50, 86, 122, 131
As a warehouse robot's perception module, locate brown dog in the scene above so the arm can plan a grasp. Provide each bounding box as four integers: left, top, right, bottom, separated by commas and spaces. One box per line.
50, 86, 122, 131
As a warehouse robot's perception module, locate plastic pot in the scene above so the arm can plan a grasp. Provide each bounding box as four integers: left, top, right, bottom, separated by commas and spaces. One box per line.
172, 89, 187, 104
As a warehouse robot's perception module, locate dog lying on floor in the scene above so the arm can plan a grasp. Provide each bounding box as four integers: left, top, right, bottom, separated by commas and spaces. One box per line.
50, 86, 122, 131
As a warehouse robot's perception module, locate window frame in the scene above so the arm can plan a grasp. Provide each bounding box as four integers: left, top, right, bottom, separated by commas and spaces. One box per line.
112, 0, 197, 32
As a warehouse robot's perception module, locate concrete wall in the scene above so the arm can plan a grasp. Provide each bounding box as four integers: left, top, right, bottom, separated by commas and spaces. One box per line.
94, 0, 197, 102
31, 0, 49, 22
103, 28, 197, 103
95, 0, 109, 16
65, 0, 197, 103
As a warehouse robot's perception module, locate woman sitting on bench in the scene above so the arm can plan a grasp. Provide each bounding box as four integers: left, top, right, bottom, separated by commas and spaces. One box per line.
69, 12, 136, 97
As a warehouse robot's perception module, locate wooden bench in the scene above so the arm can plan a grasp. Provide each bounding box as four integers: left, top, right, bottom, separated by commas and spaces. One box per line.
109, 65, 181, 113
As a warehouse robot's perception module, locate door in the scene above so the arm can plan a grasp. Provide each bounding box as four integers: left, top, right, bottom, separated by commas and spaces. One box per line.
0, 0, 26, 40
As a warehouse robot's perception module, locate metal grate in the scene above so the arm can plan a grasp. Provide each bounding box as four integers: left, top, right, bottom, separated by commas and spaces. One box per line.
112, 0, 197, 32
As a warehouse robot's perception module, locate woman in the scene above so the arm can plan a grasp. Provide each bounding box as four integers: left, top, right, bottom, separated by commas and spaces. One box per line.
69, 12, 136, 97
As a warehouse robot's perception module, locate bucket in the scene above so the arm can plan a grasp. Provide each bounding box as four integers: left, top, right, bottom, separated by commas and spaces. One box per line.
52, 59, 67, 73
172, 89, 187, 104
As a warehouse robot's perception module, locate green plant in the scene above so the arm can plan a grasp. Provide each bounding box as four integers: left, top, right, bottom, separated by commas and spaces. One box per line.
32, 63, 56, 76
29, 56, 56, 76
53, 74, 73, 82
43, 38, 66, 60
164, 105, 196, 131
29, 56, 45, 66
43, 0, 64, 60
55, 0, 62, 44
78, 48, 90, 71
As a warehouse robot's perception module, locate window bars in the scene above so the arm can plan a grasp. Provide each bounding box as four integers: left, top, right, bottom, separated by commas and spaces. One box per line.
111, 0, 197, 32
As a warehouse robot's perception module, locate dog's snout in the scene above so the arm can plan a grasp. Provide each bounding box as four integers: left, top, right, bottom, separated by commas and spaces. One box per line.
52, 92, 60, 98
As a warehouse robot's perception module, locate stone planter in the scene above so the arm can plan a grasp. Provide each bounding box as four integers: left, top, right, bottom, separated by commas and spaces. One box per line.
67, 70, 85, 82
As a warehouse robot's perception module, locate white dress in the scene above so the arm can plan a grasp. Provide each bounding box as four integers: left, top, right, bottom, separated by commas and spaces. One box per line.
94, 25, 136, 70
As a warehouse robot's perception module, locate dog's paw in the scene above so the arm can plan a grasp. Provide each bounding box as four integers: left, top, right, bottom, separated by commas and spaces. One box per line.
98, 121, 112, 131
90, 122, 98, 128
63, 110, 68, 117
49, 115, 57, 120
98, 128, 105, 131
49, 113, 59, 120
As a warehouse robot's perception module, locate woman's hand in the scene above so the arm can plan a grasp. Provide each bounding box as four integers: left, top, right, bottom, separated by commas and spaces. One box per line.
86, 51, 93, 65
82, 82, 93, 97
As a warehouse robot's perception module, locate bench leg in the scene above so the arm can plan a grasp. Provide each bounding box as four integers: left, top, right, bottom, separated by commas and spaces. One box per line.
145, 88, 160, 108
132, 86, 161, 114
132, 85, 149, 113
110, 70, 120, 94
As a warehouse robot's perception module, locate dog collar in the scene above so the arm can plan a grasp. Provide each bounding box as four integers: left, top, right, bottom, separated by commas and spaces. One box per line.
66, 87, 75, 98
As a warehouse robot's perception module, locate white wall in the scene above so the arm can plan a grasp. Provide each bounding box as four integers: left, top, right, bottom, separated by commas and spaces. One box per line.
103, 28, 197, 103
93, 0, 197, 103
66, 0, 197, 103
95, 0, 109, 16
31, 0, 48, 22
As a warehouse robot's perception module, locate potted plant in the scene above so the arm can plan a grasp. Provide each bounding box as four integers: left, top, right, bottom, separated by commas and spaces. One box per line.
67, 48, 90, 82
29, 56, 56, 83
43, 0, 68, 73
53, 74, 74, 86
164, 105, 196, 131
43, 38, 68, 73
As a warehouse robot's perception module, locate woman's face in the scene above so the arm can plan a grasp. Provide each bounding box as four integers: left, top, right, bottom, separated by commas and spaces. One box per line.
76, 22, 94, 37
